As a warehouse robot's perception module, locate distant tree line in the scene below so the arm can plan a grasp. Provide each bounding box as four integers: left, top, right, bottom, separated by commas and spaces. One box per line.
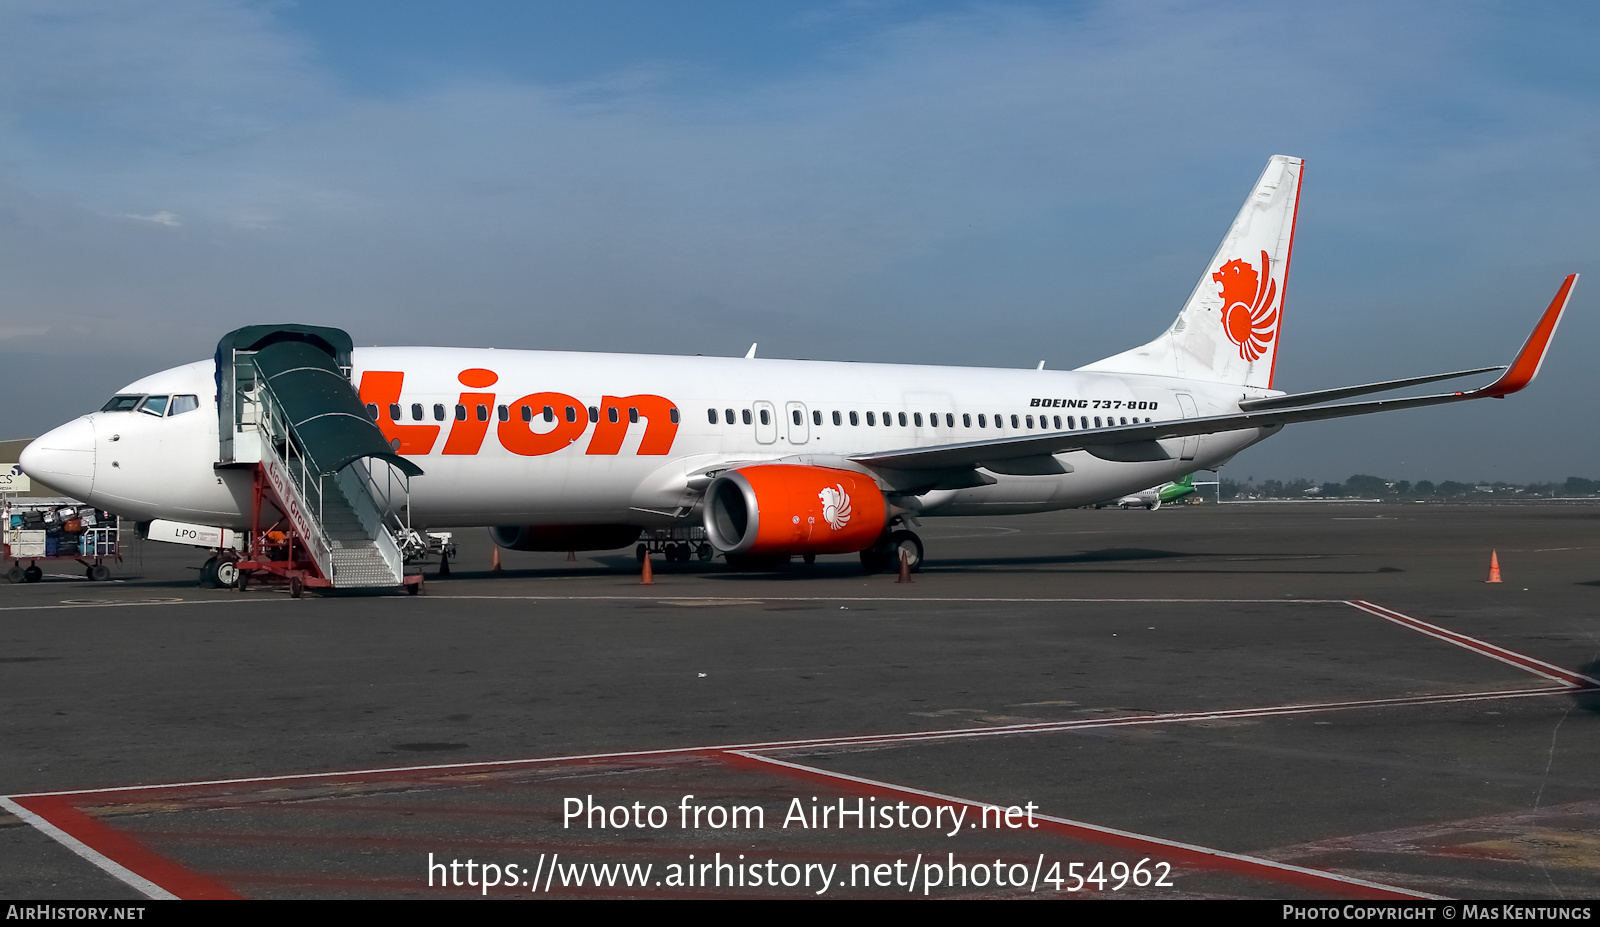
1217, 475, 1600, 501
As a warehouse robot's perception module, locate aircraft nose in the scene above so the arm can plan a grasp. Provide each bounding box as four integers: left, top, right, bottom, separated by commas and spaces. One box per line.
19, 417, 96, 499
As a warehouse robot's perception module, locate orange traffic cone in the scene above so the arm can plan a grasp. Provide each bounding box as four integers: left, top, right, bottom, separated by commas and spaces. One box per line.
896, 549, 913, 584
640, 553, 654, 585
492, 547, 502, 576
1486, 550, 1502, 584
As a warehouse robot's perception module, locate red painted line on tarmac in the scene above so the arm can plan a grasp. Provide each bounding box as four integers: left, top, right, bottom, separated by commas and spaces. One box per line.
723, 752, 1442, 900
1347, 601, 1600, 688
9, 795, 240, 900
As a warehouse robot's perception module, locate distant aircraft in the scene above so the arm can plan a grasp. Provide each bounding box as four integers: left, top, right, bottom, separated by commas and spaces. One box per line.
1113, 474, 1197, 510
17, 156, 1577, 590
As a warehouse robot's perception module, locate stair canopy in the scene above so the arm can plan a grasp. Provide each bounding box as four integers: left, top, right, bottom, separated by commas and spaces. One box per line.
252, 340, 422, 477
215, 324, 421, 478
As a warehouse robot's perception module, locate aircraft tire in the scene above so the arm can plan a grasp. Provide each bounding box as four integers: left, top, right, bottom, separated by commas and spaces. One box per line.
214, 560, 239, 588
887, 530, 924, 573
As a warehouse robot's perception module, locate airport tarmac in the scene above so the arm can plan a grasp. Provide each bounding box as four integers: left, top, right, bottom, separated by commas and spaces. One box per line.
2, 501, 1598, 899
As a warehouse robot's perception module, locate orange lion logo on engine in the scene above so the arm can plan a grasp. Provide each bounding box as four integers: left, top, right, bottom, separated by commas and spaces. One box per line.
1212, 250, 1279, 362
819, 485, 852, 530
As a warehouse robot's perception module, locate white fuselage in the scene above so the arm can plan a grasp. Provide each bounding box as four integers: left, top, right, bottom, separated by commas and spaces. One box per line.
25, 347, 1272, 531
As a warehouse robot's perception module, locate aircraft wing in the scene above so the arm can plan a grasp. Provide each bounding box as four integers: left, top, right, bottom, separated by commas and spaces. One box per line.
852, 274, 1576, 478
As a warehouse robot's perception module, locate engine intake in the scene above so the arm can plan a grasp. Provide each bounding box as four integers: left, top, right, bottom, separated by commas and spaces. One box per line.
703, 465, 886, 556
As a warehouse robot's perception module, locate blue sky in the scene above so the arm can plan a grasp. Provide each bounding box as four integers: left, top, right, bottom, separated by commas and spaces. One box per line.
2, 1, 1598, 482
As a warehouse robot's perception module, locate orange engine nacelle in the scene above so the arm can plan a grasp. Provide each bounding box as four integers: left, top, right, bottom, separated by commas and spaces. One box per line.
703, 465, 887, 556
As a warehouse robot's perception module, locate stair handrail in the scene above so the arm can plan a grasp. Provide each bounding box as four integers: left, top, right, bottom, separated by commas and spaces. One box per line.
246, 359, 336, 581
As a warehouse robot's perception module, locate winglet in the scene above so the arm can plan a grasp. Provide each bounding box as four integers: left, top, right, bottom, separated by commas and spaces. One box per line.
1474, 274, 1577, 398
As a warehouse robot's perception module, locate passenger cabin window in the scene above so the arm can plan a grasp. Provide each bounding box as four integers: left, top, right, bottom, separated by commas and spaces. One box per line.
866, 412, 876, 426
101, 395, 143, 412
1011, 414, 1020, 428
589, 406, 600, 423
813, 410, 822, 426
170, 395, 199, 416
390, 403, 402, 421
455, 404, 467, 421
434, 404, 446, 421
524, 405, 535, 422
898, 412, 907, 427
977, 414, 986, 428
566, 406, 577, 422
412, 403, 424, 421
707, 409, 717, 424
724, 409, 735, 424
914, 413, 922, 427
849, 411, 859, 426
497, 405, 509, 422
759, 409, 770, 425
366, 403, 380, 420
832, 411, 841, 426
628, 407, 639, 424
608, 406, 619, 423
793, 409, 802, 426
476, 404, 489, 422
741, 409, 751, 425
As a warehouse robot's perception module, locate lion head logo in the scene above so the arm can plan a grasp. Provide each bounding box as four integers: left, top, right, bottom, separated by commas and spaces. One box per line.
818, 485, 852, 530
1212, 249, 1279, 362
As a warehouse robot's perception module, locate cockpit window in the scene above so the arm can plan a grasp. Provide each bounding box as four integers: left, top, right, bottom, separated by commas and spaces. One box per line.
101, 395, 143, 412
169, 395, 199, 416
138, 395, 169, 417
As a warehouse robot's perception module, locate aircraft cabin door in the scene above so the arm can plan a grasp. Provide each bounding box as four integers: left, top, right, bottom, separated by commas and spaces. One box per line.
1175, 393, 1198, 461
753, 400, 778, 444
786, 401, 809, 444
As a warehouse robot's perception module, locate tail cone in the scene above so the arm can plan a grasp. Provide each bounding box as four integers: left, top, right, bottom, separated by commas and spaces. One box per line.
1487, 550, 1503, 584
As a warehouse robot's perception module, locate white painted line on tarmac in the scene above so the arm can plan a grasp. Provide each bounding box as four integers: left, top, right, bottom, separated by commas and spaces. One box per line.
1347, 600, 1600, 689
0, 597, 283, 612
422, 595, 1348, 604
6, 685, 1564, 800
0, 797, 177, 901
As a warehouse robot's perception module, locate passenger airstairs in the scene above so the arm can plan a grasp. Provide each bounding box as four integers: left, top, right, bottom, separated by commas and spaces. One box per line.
215, 325, 424, 596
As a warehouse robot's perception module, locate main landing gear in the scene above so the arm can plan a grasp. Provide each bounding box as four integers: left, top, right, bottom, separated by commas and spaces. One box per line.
859, 528, 923, 575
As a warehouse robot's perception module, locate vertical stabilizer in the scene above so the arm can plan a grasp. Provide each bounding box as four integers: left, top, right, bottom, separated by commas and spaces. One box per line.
1080, 155, 1303, 389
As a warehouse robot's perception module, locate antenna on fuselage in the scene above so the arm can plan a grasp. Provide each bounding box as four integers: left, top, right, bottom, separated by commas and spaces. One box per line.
745, 343, 758, 359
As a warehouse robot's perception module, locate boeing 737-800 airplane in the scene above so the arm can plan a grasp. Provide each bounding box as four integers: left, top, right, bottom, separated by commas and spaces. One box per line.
16, 156, 1578, 586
